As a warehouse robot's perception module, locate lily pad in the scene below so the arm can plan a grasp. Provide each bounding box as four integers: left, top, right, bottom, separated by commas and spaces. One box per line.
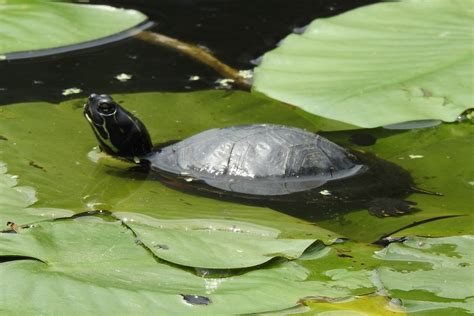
116, 213, 319, 269
315, 122, 474, 242
253, 0, 474, 128
0, 91, 340, 241
0, 161, 73, 230
391, 216, 474, 238
0, 220, 366, 314
0, 0, 148, 59
1, 92, 473, 242
374, 235, 474, 315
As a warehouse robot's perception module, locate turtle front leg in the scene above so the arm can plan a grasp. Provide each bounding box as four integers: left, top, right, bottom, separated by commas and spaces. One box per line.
368, 198, 417, 217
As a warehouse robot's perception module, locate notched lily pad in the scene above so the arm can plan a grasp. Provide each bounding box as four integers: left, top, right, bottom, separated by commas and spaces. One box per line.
0, 220, 358, 314
315, 122, 474, 242
115, 212, 321, 269
375, 235, 474, 314
0, 161, 73, 229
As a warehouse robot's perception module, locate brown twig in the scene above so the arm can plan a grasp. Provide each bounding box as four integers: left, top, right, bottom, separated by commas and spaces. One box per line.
136, 31, 252, 90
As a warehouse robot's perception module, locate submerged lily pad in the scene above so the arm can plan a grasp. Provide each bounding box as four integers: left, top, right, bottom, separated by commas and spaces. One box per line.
0, 161, 73, 230
254, 0, 474, 128
0, 220, 366, 314
0, 91, 340, 241
116, 213, 319, 269
374, 235, 474, 314
0, 0, 148, 58
0, 92, 472, 242
315, 122, 474, 242
302, 295, 405, 315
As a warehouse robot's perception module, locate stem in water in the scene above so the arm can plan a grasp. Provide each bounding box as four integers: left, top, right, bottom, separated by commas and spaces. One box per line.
136, 31, 252, 90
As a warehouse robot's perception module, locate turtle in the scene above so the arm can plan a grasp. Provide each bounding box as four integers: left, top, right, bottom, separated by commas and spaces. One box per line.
83, 94, 433, 218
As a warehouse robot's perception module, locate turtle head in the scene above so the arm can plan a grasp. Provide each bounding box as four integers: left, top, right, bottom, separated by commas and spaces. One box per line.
84, 94, 153, 161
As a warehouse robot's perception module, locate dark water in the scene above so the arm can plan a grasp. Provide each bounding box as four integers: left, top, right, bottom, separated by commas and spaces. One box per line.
0, 0, 378, 105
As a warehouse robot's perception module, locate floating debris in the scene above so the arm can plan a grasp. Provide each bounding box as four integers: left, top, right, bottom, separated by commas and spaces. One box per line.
6, 221, 19, 233
409, 154, 424, 159
319, 190, 332, 196
29, 160, 46, 172
115, 73, 132, 82
215, 78, 234, 89
62, 87, 82, 96
238, 69, 253, 79
189, 75, 200, 81
0, 55, 6, 61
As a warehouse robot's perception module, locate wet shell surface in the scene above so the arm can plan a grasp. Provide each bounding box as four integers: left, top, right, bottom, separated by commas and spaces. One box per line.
147, 124, 365, 195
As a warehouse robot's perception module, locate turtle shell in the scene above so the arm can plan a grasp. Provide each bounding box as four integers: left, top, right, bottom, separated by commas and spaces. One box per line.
146, 124, 366, 195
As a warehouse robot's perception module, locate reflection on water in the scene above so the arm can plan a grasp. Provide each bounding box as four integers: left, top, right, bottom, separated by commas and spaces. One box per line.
83, 135, 415, 223
81, 155, 147, 211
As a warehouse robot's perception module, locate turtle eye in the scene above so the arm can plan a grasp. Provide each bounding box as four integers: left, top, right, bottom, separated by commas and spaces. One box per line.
97, 102, 117, 115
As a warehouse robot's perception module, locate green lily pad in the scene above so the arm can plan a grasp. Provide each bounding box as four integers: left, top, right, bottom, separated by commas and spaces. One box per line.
1, 92, 471, 242
253, 0, 474, 128
115, 213, 319, 269
374, 235, 474, 314
315, 122, 474, 242
0, 161, 73, 230
0, 91, 340, 241
391, 216, 473, 238
0, 219, 365, 314
402, 298, 474, 316
0, 0, 148, 58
